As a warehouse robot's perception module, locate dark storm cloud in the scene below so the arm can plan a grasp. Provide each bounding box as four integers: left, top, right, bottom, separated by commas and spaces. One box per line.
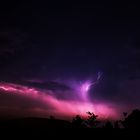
22, 80, 76, 100
89, 46, 140, 107
0, 30, 28, 58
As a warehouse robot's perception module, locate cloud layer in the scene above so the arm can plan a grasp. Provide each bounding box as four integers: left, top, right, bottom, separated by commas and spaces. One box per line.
0, 81, 120, 120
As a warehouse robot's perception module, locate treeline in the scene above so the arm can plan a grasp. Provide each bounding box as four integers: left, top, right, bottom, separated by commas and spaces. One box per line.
71, 109, 140, 128
0, 109, 140, 129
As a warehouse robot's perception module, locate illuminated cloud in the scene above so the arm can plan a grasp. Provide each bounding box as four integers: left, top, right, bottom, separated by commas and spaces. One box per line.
0, 81, 119, 120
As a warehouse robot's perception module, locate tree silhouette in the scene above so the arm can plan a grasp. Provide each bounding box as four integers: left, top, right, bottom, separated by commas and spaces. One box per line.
121, 109, 140, 128
123, 112, 128, 118
85, 112, 99, 128
72, 112, 99, 128
72, 115, 85, 128
114, 121, 119, 129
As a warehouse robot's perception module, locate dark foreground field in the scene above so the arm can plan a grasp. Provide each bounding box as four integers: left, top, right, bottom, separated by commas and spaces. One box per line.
0, 118, 73, 129
0, 118, 139, 139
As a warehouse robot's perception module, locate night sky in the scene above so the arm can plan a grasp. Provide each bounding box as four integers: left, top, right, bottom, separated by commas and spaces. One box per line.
0, 1, 140, 119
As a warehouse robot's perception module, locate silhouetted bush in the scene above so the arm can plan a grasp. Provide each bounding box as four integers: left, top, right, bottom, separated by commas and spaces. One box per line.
114, 121, 119, 129
72, 112, 99, 128
85, 112, 99, 128
72, 115, 86, 128
121, 109, 140, 128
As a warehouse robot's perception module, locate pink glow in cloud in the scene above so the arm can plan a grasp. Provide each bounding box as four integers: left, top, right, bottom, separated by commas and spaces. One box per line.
0, 81, 119, 120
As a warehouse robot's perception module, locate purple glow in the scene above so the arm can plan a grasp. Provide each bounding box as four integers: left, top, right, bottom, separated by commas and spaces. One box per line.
79, 81, 92, 101
81, 81, 91, 93
0, 81, 120, 120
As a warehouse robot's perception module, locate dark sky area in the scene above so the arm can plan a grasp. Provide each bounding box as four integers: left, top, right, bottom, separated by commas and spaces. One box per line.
0, 1, 140, 118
